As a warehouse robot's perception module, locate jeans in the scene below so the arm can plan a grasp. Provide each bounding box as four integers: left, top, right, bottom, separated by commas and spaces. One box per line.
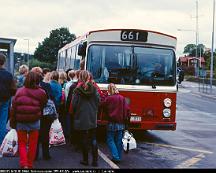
17, 130, 39, 168
107, 129, 124, 161
0, 100, 9, 145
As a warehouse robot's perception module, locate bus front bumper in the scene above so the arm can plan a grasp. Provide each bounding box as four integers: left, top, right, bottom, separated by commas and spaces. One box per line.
129, 122, 176, 131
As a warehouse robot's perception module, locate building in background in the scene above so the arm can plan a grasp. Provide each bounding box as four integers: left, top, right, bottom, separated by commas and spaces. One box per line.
0, 38, 16, 74
178, 56, 205, 68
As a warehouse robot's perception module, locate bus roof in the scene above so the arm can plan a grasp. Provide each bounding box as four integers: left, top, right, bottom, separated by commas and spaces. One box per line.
88, 29, 177, 40
58, 29, 177, 53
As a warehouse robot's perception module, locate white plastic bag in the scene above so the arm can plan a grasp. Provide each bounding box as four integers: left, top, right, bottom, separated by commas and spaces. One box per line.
122, 130, 137, 152
0, 129, 18, 157
49, 119, 66, 146
6, 120, 12, 131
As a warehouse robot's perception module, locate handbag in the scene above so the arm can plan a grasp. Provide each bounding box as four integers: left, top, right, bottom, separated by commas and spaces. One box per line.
43, 99, 58, 119
122, 130, 137, 153
0, 129, 18, 157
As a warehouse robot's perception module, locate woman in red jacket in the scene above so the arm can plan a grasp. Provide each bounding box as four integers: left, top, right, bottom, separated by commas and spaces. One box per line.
10, 72, 47, 169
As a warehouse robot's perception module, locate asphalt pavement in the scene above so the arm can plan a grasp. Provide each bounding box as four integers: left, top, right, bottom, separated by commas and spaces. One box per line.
179, 80, 216, 100
0, 80, 215, 169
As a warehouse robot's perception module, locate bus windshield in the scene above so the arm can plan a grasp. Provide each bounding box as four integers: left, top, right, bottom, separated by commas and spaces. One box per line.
87, 45, 176, 86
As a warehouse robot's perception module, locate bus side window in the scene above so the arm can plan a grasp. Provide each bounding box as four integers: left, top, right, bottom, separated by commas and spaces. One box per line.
59, 51, 65, 71
75, 44, 81, 70
70, 46, 76, 69
66, 48, 71, 70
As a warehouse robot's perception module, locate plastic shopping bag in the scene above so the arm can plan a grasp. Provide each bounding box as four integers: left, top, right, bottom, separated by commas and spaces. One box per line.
6, 120, 12, 131
0, 129, 18, 157
122, 130, 137, 153
49, 119, 66, 146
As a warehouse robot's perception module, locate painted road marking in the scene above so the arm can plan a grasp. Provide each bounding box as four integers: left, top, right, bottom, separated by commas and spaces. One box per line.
144, 142, 213, 154
175, 153, 205, 168
98, 149, 120, 169
143, 142, 213, 168
98, 142, 213, 168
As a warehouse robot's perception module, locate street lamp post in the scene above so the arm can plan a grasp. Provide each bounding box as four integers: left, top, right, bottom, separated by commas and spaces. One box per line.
24, 39, 29, 67
210, 0, 215, 93
196, 0, 199, 71
178, 1, 200, 77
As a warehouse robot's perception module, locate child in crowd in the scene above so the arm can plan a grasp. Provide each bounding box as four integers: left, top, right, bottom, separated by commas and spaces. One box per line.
101, 83, 130, 164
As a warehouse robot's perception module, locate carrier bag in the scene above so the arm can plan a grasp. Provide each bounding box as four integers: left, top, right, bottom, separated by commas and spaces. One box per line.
122, 130, 137, 153
49, 119, 66, 146
0, 129, 18, 157
43, 99, 58, 119
6, 120, 12, 131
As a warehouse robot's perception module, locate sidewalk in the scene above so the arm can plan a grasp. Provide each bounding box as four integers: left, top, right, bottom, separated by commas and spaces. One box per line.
180, 81, 216, 100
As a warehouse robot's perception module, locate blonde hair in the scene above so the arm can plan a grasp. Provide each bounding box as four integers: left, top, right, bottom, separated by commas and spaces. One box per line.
58, 71, 67, 84
79, 70, 89, 83
108, 83, 119, 95
50, 71, 59, 81
31, 67, 43, 75
19, 65, 29, 75
44, 72, 51, 83
68, 70, 75, 80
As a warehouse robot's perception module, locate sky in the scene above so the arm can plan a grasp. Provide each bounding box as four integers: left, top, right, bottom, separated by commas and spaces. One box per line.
0, 0, 214, 57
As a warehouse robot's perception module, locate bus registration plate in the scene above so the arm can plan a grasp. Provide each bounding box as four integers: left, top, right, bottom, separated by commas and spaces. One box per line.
130, 116, 141, 122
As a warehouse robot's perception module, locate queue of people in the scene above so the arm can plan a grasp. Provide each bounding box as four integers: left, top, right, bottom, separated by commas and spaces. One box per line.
0, 53, 131, 169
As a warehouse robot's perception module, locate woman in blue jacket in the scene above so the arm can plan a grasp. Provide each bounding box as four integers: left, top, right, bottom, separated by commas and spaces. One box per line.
49, 71, 62, 112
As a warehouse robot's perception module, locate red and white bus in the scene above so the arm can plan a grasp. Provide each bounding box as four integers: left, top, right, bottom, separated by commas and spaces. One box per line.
57, 29, 177, 131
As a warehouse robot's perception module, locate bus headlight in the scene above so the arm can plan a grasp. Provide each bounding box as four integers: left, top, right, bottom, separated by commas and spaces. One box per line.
163, 108, 171, 118
164, 98, 172, 107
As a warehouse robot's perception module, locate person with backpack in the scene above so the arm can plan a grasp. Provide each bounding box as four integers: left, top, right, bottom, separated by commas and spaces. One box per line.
101, 83, 130, 164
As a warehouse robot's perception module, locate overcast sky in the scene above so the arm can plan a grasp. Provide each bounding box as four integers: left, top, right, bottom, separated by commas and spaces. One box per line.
0, 0, 214, 57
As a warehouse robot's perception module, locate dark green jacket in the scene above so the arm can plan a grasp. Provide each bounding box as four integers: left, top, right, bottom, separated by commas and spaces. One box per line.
72, 82, 100, 130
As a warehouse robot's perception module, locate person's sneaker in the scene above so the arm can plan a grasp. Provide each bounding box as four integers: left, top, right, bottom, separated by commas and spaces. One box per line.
80, 160, 89, 166
92, 161, 98, 167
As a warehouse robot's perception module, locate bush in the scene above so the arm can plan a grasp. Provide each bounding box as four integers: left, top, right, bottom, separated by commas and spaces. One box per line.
29, 58, 56, 70
181, 66, 195, 76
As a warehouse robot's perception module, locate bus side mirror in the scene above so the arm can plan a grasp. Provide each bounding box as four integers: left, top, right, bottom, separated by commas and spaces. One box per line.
78, 42, 87, 57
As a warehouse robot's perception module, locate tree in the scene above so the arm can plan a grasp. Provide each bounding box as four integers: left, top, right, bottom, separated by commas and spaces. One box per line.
29, 59, 56, 70
203, 49, 216, 73
183, 44, 205, 57
203, 49, 211, 70
34, 27, 76, 68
